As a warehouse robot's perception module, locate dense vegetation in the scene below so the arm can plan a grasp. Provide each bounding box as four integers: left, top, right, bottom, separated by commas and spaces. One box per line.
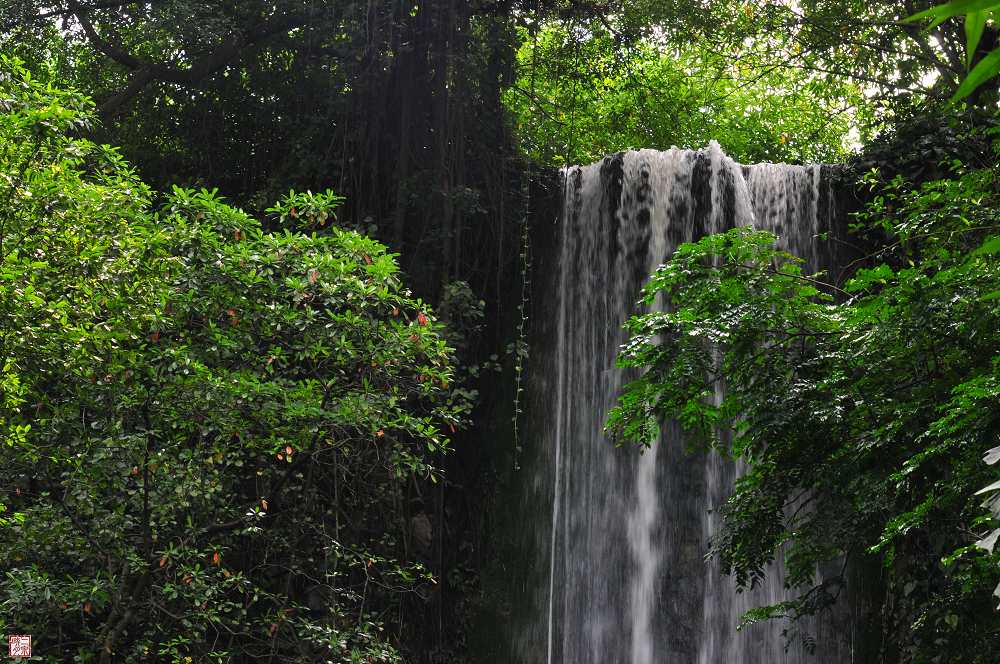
0, 60, 464, 661
2, 0, 1000, 662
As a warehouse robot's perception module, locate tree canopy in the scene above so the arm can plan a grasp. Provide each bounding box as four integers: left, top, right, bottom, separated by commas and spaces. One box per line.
507, 20, 869, 167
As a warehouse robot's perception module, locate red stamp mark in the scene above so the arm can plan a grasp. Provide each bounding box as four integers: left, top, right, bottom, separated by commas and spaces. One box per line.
8, 635, 31, 658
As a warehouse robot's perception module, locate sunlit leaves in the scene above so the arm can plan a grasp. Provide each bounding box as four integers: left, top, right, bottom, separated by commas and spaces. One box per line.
505, 20, 867, 167
965, 10, 990, 68
905, 0, 1000, 28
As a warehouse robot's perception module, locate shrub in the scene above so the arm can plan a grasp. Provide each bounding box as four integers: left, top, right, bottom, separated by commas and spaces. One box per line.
0, 57, 464, 662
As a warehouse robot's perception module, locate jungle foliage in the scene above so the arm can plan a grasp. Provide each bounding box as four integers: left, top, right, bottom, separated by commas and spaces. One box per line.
906, 0, 1000, 102
4, 0, 1000, 662
0, 0, 548, 303
0, 59, 466, 662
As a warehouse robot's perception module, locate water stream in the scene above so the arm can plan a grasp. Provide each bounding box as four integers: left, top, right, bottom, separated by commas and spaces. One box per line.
519, 144, 852, 663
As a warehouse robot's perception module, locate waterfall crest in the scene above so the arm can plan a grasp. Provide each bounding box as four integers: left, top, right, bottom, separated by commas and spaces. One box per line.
518, 144, 852, 664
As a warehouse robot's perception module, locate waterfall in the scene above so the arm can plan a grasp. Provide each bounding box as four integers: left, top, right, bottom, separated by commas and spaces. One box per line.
518, 144, 853, 664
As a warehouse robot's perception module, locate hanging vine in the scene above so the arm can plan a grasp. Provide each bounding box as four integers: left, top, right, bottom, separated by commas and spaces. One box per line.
511, 13, 583, 472
511, 166, 532, 472
511, 20, 541, 473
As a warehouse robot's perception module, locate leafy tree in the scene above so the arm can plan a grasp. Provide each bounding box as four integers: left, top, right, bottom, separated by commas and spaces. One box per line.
0, 58, 465, 662
608, 164, 1000, 661
506, 20, 870, 167
617, 0, 985, 107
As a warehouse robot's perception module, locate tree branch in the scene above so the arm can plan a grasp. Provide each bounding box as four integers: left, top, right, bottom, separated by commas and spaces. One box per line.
96, 570, 151, 663
36, 1, 155, 21
66, 0, 316, 118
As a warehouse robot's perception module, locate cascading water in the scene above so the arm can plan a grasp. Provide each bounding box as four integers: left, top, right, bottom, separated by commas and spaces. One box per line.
516, 143, 854, 664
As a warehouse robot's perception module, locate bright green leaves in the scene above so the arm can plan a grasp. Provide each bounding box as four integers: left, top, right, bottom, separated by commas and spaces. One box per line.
905, 0, 1000, 30
505, 19, 866, 167
607, 226, 837, 453
975, 235, 1000, 255
966, 10, 991, 67
955, 46, 1000, 100
266, 189, 345, 231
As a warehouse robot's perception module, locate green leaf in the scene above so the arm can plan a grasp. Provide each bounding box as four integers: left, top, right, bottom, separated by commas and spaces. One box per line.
951, 46, 1000, 100
973, 235, 1000, 255
905, 0, 1000, 25
966, 10, 989, 68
